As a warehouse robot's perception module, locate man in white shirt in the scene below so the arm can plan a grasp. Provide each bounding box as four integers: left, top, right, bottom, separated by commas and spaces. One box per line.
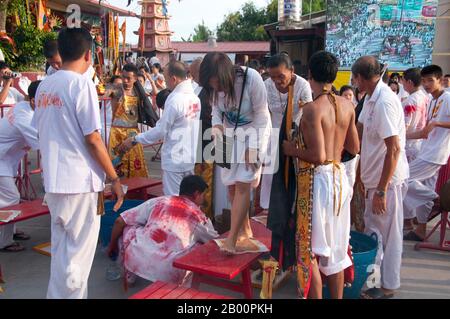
403, 65, 450, 241
0, 61, 25, 105
0, 81, 40, 252
444, 74, 450, 92
32, 27, 125, 299
44, 39, 99, 85
120, 61, 201, 196
401, 67, 429, 163
353, 56, 409, 299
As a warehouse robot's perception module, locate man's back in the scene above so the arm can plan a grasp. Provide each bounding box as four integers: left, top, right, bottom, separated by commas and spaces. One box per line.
32, 70, 104, 193
301, 94, 357, 163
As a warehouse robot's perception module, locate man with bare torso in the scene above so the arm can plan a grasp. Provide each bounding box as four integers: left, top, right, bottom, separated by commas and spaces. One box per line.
282, 51, 359, 299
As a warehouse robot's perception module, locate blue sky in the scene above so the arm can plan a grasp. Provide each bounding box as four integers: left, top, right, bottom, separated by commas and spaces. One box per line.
107, 0, 270, 43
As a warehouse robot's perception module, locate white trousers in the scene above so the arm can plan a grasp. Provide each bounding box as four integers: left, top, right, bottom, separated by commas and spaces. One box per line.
259, 173, 273, 210
162, 170, 194, 196
311, 163, 352, 276
0, 177, 20, 249
364, 182, 407, 290
403, 158, 440, 223
45, 192, 101, 299
213, 166, 231, 216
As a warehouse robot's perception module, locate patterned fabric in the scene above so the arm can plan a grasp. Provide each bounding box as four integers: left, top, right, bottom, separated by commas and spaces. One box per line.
194, 162, 214, 219
108, 95, 148, 178
294, 130, 314, 299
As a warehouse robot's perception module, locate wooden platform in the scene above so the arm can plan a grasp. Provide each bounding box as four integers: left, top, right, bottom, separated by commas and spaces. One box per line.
129, 281, 232, 299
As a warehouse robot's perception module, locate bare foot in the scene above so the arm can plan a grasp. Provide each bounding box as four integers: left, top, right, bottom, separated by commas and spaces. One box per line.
219, 238, 237, 256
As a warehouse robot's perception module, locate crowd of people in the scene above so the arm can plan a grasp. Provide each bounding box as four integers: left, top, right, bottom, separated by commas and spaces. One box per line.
0, 25, 450, 300
326, 1, 436, 69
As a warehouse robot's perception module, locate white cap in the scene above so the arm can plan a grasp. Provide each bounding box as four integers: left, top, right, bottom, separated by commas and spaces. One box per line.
150, 56, 160, 66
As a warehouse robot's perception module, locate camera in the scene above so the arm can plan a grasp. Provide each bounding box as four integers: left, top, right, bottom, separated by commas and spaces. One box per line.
2, 72, 20, 80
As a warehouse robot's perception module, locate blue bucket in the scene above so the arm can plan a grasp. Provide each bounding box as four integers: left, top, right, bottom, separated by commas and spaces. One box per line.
323, 231, 378, 299
99, 200, 145, 247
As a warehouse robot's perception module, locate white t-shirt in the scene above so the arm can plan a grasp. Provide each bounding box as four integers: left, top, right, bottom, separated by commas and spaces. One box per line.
264, 75, 312, 128
0, 101, 38, 177
0, 86, 25, 105
418, 91, 450, 165
32, 70, 105, 194
135, 80, 201, 173
358, 80, 409, 189
403, 89, 429, 161
47, 65, 99, 85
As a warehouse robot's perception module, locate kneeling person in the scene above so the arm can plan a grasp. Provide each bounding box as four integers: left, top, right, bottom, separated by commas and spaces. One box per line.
107, 175, 218, 285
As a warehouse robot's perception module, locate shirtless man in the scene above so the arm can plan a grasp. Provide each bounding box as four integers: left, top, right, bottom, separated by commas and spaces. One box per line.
282, 51, 360, 299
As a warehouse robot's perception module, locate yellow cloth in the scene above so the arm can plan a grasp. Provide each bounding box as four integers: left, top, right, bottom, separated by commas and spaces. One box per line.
194, 162, 214, 219
259, 260, 278, 299
109, 95, 148, 178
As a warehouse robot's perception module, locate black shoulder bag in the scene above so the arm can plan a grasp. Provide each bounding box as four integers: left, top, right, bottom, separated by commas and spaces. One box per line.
214, 67, 248, 169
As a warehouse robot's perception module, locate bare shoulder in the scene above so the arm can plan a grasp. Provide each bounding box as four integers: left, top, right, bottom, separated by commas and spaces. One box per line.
302, 101, 320, 121
334, 95, 355, 116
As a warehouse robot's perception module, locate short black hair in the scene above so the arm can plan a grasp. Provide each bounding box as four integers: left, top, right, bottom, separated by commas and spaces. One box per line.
109, 75, 121, 84
352, 56, 381, 81
248, 59, 261, 71
339, 85, 354, 96
27, 80, 41, 99
421, 65, 443, 79
167, 61, 187, 79
0, 61, 9, 71
179, 175, 208, 197
308, 51, 338, 84
390, 72, 401, 80
57, 27, 93, 62
156, 88, 171, 109
122, 63, 139, 76
137, 72, 145, 80
43, 39, 58, 59
152, 63, 162, 72
403, 68, 422, 87
267, 53, 293, 70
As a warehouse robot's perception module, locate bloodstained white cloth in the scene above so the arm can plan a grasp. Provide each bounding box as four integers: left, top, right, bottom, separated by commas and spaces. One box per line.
119, 196, 218, 284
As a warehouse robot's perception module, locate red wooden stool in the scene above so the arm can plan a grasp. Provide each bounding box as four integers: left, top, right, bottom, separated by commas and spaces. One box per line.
129, 281, 232, 299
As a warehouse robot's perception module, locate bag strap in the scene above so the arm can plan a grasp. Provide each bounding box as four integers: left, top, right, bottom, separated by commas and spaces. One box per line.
233, 66, 248, 132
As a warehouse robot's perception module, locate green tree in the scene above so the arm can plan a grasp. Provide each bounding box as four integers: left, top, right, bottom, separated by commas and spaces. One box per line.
191, 20, 212, 42
216, 0, 326, 42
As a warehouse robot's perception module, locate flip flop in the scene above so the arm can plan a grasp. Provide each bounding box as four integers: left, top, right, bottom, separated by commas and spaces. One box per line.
403, 231, 424, 242
360, 288, 394, 299
0, 242, 25, 253
13, 232, 30, 241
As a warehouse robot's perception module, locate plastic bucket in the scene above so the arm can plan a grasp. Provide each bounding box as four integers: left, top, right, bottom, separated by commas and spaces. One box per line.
99, 200, 145, 247
323, 231, 378, 299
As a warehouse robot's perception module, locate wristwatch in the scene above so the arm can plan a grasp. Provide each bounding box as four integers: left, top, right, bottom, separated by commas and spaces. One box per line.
375, 190, 386, 198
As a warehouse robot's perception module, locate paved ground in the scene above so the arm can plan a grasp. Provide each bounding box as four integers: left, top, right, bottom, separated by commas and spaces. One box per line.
1, 148, 449, 299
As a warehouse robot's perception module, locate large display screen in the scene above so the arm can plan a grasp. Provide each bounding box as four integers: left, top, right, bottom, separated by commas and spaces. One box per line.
326, 0, 438, 70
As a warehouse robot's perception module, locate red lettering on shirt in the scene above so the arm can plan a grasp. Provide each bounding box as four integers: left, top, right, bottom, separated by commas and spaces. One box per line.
37, 92, 63, 109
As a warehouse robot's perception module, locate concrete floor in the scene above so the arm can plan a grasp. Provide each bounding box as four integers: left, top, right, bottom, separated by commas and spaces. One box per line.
1, 147, 449, 299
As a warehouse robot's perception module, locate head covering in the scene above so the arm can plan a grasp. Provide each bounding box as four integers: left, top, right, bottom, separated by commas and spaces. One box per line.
150, 56, 160, 66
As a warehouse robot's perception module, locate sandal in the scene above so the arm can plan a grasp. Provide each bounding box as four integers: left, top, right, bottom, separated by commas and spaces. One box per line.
403, 231, 424, 242
1, 242, 25, 252
360, 288, 394, 299
13, 231, 30, 241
